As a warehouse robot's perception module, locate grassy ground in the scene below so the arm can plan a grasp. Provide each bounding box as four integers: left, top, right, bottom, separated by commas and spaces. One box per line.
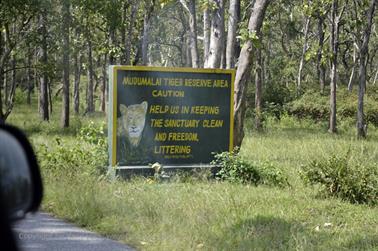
7, 101, 378, 251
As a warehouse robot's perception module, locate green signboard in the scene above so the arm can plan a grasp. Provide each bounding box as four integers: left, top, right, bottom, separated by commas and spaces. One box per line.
108, 66, 235, 167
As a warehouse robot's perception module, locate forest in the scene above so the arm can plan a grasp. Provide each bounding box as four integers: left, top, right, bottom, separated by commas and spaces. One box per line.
1, 1, 378, 249
1, 0, 377, 145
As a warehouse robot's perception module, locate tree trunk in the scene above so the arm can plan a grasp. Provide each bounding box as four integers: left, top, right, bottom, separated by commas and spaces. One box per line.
203, 2, 211, 66
73, 51, 82, 114
109, 26, 116, 65
141, 3, 154, 66
26, 47, 33, 105
205, 0, 225, 68
86, 38, 94, 113
142, 15, 149, 65
188, 0, 199, 68
226, 0, 240, 69
61, 0, 70, 128
373, 69, 378, 85
328, 0, 342, 134
185, 36, 192, 67
357, 0, 376, 138
48, 76, 53, 115
233, 0, 271, 148
348, 44, 357, 91
180, 0, 199, 67
317, 15, 326, 94
123, 1, 138, 65
255, 49, 263, 130
297, 16, 311, 96
101, 53, 108, 113
39, 10, 49, 121
10, 54, 16, 106
220, 34, 227, 69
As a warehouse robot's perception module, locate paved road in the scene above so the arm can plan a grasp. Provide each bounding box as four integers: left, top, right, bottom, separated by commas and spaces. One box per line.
13, 212, 135, 251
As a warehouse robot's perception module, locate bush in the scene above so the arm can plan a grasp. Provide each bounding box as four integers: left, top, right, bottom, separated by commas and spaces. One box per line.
288, 88, 378, 126
301, 153, 378, 205
38, 121, 108, 177
211, 150, 289, 187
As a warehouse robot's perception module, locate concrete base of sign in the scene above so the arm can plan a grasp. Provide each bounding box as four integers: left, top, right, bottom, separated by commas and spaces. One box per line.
114, 165, 220, 180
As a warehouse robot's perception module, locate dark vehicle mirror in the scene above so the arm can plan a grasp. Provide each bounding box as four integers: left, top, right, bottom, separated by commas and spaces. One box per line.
0, 124, 43, 221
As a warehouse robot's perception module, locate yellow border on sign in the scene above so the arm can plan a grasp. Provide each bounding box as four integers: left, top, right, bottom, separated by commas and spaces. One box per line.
110, 66, 236, 166
229, 71, 235, 152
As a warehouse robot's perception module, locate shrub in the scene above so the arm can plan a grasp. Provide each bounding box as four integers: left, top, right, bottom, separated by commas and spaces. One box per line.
258, 161, 290, 188
301, 153, 378, 205
78, 121, 106, 146
38, 121, 108, 177
288, 88, 378, 126
211, 150, 289, 187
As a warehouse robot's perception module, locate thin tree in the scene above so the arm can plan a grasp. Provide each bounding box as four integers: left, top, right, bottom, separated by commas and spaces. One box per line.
226, 0, 240, 69
204, 0, 225, 68
316, 8, 327, 94
179, 0, 199, 68
61, 0, 70, 127
73, 29, 82, 114
142, 1, 155, 65
39, 8, 49, 121
328, 0, 344, 133
203, 0, 211, 66
356, 0, 377, 138
297, 14, 311, 95
255, 49, 263, 130
86, 37, 95, 113
233, 0, 271, 147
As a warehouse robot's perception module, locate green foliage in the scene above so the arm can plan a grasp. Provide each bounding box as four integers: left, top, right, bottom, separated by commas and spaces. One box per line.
212, 150, 261, 185
78, 120, 106, 145
301, 153, 378, 205
258, 161, 291, 188
238, 28, 262, 48
38, 121, 107, 177
288, 90, 329, 121
288, 88, 378, 126
212, 149, 289, 187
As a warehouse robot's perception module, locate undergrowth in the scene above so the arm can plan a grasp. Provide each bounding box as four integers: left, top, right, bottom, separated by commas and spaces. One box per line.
301, 152, 378, 205
212, 149, 290, 187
